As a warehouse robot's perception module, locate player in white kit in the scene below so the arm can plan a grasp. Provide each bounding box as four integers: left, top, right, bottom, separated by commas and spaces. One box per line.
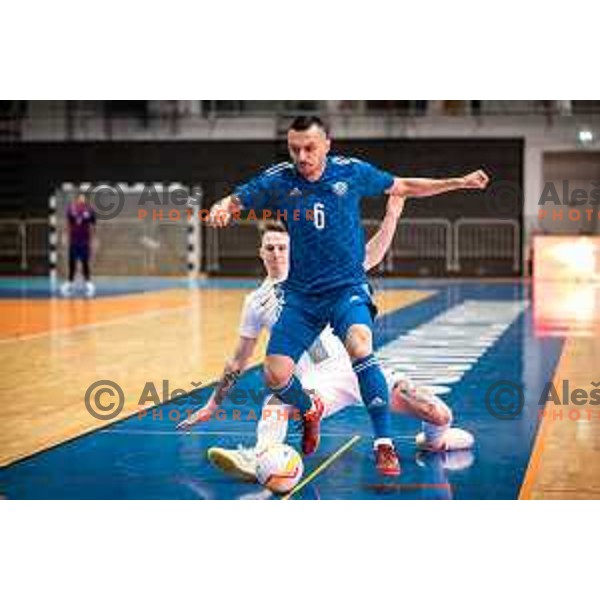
178, 196, 474, 481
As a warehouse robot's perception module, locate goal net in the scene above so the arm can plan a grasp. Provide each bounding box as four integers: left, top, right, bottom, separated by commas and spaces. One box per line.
50, 182, 200, 280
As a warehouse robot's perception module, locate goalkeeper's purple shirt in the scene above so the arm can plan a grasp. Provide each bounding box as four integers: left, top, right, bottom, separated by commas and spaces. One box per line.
66, 201, 96, 247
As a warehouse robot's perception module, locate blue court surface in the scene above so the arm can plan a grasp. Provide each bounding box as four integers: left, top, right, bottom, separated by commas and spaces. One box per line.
0, 279, 564, 499
0, 276, 260, 298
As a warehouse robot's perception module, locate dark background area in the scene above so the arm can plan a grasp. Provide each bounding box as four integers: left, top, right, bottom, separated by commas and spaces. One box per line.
0, 138, 523, 275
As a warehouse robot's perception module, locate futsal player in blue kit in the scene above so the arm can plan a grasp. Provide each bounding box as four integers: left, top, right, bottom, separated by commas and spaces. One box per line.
209, 116, 489, 475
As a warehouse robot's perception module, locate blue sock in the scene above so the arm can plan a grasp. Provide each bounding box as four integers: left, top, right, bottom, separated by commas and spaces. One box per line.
353, 354, 391, 440
268, 374, 312, 415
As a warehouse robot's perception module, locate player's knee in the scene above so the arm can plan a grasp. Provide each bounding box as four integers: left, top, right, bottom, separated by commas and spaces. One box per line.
264, 357, 294, 389
344, 325, 373, 359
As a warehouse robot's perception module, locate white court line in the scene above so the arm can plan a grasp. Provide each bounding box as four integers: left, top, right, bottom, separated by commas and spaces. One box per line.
0, 305, 191, 345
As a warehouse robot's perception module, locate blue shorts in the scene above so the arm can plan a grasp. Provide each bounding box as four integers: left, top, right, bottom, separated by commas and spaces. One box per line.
70, 244, 90, 262
267, 283, 378, 363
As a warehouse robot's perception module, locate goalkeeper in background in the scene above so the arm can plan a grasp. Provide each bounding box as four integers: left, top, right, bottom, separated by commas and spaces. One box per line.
61, 193, 97, 298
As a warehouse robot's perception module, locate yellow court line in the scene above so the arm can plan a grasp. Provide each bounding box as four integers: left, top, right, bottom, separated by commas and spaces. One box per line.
281, 435, 361, 500
518, 341, 571, 500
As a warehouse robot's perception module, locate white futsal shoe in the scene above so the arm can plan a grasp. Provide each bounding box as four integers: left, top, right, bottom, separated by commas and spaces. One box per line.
85, 281, 95, 298
207, 445, 258, 482
60, 282, 73, 297
415, 427, 475, 452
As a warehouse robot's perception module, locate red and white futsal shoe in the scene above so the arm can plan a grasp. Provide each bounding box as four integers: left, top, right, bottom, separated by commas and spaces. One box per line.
301, 393, 325, 455
374, 441, 401, 476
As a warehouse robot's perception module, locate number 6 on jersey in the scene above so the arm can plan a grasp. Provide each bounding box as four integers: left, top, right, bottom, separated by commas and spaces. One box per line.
313, 202, 325, 230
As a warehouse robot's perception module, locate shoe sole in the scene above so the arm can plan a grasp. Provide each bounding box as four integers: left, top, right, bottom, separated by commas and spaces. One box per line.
207, 448, 257, 482
377, 466, 401, 477
375, 447, 402, 476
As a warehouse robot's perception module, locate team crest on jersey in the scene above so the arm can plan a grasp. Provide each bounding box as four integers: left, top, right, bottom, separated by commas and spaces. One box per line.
289, 187, 302, 197
332, 181, 348, 197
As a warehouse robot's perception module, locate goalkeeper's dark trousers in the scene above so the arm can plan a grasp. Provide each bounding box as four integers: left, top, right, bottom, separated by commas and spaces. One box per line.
68, 244, 91, 282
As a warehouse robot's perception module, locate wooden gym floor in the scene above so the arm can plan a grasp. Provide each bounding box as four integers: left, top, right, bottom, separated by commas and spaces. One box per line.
0, 277, 599, 499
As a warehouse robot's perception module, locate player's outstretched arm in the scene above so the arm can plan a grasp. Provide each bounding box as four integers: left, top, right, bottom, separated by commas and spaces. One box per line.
389, 169, 490, 198
176, 336, 257, 429
207, 195, 242, 228
364, 196, 406, 271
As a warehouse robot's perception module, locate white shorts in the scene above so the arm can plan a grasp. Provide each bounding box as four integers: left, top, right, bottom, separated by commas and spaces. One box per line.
299, 356, 402, 419
257, 359, 452, 450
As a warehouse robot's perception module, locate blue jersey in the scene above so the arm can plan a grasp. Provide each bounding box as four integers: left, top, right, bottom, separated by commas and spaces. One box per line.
234, 155, 394, 293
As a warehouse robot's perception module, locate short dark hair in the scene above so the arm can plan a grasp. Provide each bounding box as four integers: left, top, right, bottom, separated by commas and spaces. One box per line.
288, 115, 329, 136
260, 220, 288, 237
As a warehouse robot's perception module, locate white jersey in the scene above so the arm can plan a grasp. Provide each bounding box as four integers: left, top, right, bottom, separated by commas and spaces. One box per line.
238, 277, 351, 378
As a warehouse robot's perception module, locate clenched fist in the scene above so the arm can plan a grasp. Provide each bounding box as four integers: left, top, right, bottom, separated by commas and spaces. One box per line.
462, 170, 490, 190
208, 203, 232, 227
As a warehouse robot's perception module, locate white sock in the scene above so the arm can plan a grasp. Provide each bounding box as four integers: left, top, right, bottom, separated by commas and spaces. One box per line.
422, 421, 450, 445
255, 395, 290, 452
